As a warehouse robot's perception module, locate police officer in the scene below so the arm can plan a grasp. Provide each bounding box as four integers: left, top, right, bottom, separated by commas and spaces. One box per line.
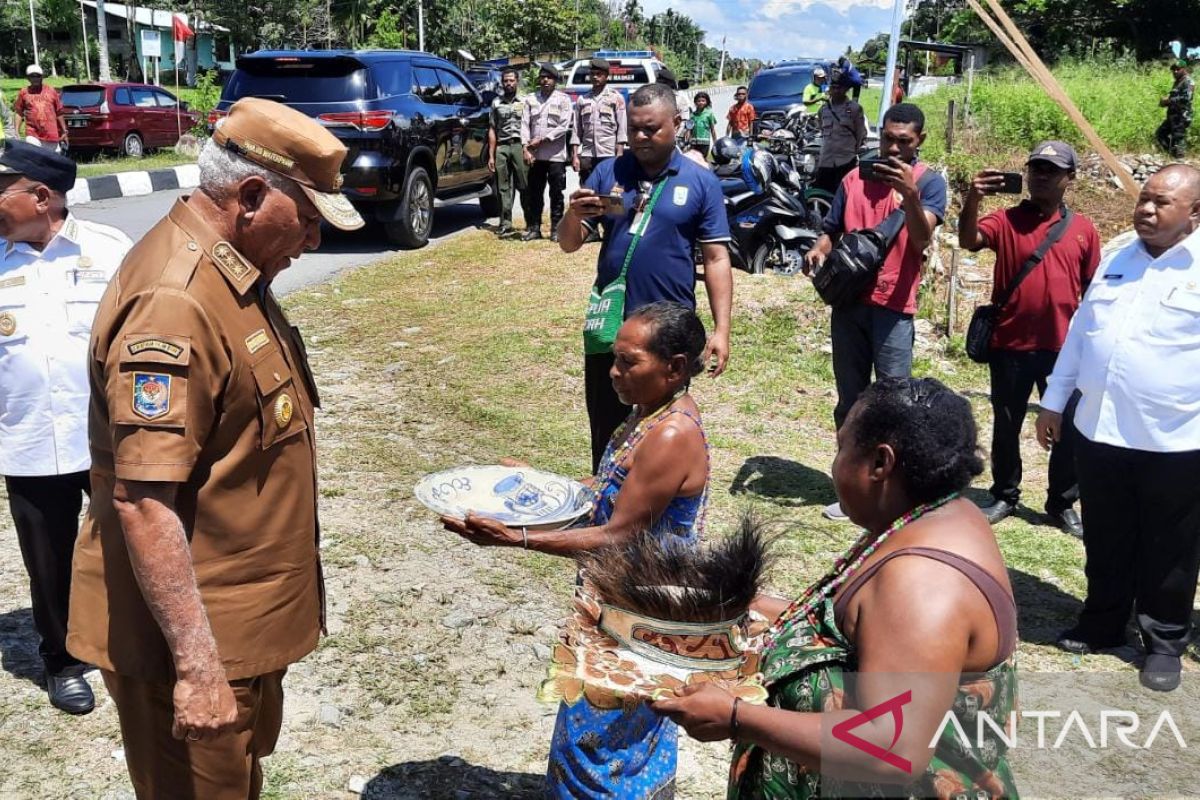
571, 58, 627, 185
1157, 59, 1194, 159
67, 98, 363, 798
0, 141, 132, 715
488, 67, 528, 239
521, 63, 573, 241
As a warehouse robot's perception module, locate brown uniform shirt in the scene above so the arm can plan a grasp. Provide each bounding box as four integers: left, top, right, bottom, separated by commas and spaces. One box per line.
67, 198, 323, 682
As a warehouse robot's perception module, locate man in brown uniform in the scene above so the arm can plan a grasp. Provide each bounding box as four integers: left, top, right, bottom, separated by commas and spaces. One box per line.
66, 97, 363, 798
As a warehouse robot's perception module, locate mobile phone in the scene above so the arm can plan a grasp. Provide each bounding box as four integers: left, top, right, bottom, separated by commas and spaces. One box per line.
604, 193, 626, 214
858, 155, 890, 182
996, 171, 1024, 194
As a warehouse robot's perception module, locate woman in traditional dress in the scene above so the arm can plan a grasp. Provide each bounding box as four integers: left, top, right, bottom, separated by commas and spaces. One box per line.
442, 300, 711, 799
653, 377, 1020, 799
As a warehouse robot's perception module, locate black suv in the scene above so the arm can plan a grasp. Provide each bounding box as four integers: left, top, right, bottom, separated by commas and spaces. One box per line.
214, 50, 499, 247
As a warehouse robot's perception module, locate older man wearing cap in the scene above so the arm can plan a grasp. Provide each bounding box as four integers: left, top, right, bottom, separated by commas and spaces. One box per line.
0, 141, 131, 715
571, 58, 627, 186
13, 65, 66, 152
66, 97, 361, 797
521, 63, 574, 241
960, 141, 1100, 535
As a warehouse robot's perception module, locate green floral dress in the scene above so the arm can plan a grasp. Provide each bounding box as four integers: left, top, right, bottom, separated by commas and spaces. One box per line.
727, 596, 1019, 799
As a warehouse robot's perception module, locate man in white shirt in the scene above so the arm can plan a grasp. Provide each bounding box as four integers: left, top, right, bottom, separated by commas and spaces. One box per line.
0, 141, 132, 712
1036, 164, 1200, 692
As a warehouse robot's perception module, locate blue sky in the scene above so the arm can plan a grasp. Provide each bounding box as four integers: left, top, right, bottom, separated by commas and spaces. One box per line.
639, 0, 900, 64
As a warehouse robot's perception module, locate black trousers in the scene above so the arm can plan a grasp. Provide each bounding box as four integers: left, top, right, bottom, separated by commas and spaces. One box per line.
585, 352, 631, 474
1073, 437, 1200, 656
813, 160, 857, 196
5, 471, 89, 674
526, 160, 567, 232
987, 349, 1079, 511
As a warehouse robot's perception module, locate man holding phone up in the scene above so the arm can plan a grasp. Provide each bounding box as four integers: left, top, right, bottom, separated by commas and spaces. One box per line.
803, 104, 947, 519
959, 142, 1100, 535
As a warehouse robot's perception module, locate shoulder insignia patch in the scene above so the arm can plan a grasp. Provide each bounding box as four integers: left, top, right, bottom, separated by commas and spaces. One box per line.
0, 276, 25, 290
128, 338, 184, 359
212, 241, 253, 282
245, 329, 271, 355
0, 312, 15, 336
132, 372, 171, 420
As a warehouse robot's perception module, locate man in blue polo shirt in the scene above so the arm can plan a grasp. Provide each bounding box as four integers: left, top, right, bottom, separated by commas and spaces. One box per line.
559, 83, 733, 471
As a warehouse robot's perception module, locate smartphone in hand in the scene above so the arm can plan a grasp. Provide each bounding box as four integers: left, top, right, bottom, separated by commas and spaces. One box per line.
604, 193, 626, 214
995, 172, 1024, 194
858, 156, 889, 182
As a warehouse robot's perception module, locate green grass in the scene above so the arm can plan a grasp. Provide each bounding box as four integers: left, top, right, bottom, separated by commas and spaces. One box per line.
74, 149, 196, 177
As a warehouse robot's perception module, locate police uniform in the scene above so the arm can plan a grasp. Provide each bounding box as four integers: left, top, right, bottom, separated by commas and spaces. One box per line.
572, 59, 627, 184
521, 64, 574, 236
67, 98, 362, 798
0, 142, 131, 710
491, 89, 528, 233
1157, 65, 1194, 159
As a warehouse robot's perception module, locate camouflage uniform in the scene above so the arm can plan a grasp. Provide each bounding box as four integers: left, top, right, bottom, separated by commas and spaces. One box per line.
491, 92, 528, 232
1156, 73, 1194, 159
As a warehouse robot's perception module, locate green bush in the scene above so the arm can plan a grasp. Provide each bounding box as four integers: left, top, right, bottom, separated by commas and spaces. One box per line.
188, 70, 221, 138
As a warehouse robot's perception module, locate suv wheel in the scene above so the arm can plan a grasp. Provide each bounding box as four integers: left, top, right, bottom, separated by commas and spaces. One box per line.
383, 166, 433, 248
122, 132, 144, 158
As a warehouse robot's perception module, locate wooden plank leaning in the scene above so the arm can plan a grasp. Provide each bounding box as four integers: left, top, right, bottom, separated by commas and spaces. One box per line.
965, 0, 1141, 198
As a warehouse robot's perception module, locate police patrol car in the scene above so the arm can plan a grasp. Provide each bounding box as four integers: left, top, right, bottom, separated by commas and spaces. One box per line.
560, 50, 668, 102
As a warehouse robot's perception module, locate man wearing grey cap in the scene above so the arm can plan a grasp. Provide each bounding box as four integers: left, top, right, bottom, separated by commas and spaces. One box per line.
959, 140, 1100, 535
0, 141, 132, 714
571, 58, 626, 185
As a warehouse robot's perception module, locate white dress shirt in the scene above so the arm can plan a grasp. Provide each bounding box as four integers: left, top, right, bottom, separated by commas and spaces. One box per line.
0, 215, 132, 476
1043, 226, 1200, 453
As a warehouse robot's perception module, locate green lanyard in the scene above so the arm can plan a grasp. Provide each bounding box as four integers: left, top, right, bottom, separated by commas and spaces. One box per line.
617, 177, 668, 280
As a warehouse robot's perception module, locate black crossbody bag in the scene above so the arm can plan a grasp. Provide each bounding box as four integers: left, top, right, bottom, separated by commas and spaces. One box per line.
812, 171, 936, 308
965, 205, 1073, 364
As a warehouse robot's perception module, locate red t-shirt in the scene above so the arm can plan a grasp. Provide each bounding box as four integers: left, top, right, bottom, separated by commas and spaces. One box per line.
835, 163, 945, 314
977, 202, 1100, 352
15, 85, 63, 142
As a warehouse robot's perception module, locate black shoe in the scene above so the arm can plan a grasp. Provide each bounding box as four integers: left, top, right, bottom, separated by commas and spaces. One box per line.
979, 498, 1016, 525
583, 229, 602, 244
521, 228, 543, 241
47, 669, 95, 715
1046, 506, 1084, 538
1140, 653, 1182, 692
1055, 628, 1126, 655
550, 229, 560, 243
497, 226, 519, 240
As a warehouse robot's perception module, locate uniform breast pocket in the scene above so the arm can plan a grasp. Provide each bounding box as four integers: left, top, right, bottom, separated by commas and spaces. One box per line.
65, 280, 108, 334
1151, 285, 1200, 345
0, 291, 29, 346
251, 349, 308, 450
1081, 281, 1123, 333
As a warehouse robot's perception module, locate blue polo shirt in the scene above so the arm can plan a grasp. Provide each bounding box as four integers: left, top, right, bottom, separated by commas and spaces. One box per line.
584, 149, 730, 314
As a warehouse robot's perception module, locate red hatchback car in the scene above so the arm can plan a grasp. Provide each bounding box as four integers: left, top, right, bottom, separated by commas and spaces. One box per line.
61, 83, 200, 157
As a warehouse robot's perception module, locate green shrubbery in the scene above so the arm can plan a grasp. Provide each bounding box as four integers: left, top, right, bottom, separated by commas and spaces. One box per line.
908, 59, 1191, 165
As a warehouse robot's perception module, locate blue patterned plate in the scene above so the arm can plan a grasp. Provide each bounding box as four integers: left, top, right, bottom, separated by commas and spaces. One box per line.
415, 465, 594, 530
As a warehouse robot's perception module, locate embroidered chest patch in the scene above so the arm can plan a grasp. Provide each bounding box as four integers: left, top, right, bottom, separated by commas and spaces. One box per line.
132, 372, 171, 420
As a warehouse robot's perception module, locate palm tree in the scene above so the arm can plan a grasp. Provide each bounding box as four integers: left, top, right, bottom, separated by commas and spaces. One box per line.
95, 0, 112, 80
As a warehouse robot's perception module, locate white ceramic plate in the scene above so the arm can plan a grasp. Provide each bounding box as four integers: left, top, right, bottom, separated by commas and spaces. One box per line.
415, 465, 593, 529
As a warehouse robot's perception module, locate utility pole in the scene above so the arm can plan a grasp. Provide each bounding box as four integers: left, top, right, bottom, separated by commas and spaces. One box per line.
717, 35, 726, 83
879, 0, 906, 129
79, 0, 92, 80
575, 0, 580, 57
694, 39, 700, 83
94, 0, 112, 80
28, 0, 39, 65
418, 0, 425, 52
327, 0, 332, 48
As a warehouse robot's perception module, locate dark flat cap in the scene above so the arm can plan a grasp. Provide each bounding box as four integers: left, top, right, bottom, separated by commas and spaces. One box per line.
538, 62, 559, 79
0, 140, 76, 193
655, 66, 678, 89
589, 58, 611, 72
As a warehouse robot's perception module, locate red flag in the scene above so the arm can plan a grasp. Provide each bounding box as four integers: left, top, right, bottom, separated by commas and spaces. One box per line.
172, 14, 194, 43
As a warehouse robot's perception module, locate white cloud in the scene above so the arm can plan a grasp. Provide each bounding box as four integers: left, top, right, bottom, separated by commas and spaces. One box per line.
639, 0, 900, 62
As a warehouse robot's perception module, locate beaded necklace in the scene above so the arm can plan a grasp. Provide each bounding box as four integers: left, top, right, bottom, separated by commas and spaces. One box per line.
765, 492, 960, 648
595, 391, 685, 484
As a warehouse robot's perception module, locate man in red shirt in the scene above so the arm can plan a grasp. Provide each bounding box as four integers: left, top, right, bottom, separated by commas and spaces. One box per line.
959, 141, 1100, 535
725, 86, 755, 141
14, 65, 66, 152
804, 103, 948, 520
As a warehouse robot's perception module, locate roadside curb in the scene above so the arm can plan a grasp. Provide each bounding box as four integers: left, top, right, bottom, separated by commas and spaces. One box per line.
67, 163, 199, 207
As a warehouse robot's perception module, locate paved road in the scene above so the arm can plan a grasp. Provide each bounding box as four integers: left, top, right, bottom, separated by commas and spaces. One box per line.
72, 190, 495, 296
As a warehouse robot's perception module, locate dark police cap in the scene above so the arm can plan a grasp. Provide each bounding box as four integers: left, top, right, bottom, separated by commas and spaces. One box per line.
589, 58, 611, 73
0, 140, 77, 193
538, 62, 559, 79
655, 66, 678, 89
